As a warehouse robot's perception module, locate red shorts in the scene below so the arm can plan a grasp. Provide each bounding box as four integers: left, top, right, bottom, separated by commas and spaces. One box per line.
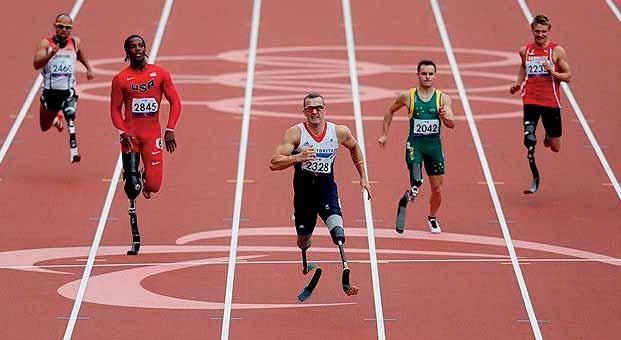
121, 124, 164, 194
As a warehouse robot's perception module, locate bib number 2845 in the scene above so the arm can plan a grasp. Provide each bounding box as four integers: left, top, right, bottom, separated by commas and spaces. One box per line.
132, 98, 159, 117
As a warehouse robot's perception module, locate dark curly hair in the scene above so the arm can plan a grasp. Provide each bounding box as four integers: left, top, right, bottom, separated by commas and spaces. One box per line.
123, 34, 149, 62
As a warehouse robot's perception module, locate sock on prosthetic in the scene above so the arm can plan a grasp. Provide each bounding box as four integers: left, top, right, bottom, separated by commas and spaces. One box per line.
326, 215, 345, 246
326, 215, 349, 266
396, 163, 423, 233
122, 152, 142, 255
122, 153, 142, 200
523, 121, 541, 193
400, 163, 423, 206
327, 215, 358, 296
523, 121, 537, 150
524, 121, 538, 167
62, 91, 80, 162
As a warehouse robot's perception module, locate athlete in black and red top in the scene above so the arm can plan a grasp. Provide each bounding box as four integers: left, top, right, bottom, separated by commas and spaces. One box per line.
509, 15, 571, 193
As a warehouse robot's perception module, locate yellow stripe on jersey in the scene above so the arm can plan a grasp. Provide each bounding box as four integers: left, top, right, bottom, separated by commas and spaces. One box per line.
408, 88, 416, 119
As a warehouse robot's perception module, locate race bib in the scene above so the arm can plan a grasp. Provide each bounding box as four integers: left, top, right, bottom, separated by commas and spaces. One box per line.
526, 59, 550, 76
132, 98, 159, 117
413, 119, 440, 135
302, 159, 332, 174
49, 60, 73, 75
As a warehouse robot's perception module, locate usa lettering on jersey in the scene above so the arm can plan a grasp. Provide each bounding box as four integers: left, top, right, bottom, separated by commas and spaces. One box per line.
131, 78, 156, 92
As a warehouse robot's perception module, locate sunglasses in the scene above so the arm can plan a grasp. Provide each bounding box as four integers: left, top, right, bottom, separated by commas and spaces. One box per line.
304, 105, 325, 113
55, 23, 73, 30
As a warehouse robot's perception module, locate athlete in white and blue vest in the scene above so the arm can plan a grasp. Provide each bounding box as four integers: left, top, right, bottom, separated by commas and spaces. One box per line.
270, 93, 371, 298
33, 13, 95, 163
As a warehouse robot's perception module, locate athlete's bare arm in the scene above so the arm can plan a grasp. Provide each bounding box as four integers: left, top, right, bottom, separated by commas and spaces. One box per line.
439, 93, 455, 129
337, 125, 371, 198
269, 126, 314, 171
378, 91, 409, 148
74, 37, 94, 80
546, 45, 571, 83
33, 38, 57, 70
510, 47, 527, 94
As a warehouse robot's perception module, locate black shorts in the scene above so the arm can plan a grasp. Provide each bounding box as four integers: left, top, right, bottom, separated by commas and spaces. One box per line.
40, 89, 76, 112
523, 104, 562, 138
293, 173, 342, 236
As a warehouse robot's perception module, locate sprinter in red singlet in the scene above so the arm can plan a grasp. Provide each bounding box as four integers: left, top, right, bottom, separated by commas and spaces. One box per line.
510, 14, 572, 193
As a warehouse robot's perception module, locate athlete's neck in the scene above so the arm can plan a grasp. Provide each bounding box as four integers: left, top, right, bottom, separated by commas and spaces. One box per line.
534, 39, 550, 49
53, 34, 68, 43
416, 86, 435, 101
129, 60, 148, 71
53, 35, 69, 48
305, 120, 325, 136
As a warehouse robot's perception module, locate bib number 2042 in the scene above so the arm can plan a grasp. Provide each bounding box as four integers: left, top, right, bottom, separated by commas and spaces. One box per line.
414, 119, 439, 135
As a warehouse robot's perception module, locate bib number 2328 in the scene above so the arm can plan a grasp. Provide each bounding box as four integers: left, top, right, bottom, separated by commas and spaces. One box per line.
303, 160, 331, 174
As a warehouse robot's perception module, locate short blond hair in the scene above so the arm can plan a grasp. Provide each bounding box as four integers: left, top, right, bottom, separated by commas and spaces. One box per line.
531, 14, 551, 29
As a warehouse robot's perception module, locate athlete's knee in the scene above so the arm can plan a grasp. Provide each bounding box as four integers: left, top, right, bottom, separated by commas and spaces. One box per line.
122, 152, 142, 200
39, 107, 54, 131
40, 120, 52, 132
142, 170, 162, 194
523, 121, 537, 148
550, 140, 561, 153
297, 234, 312, 250
430, 184, 442, 196
326, 214, 345, 245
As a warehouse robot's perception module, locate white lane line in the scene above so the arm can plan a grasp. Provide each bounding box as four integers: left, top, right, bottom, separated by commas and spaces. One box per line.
430, 1, 543, 339
220, 1, 261, 339
341, 0, 386, 339
0, 0, 85, 166
61, 1, 175, 339
516, 0, 621, 201
604, 0, 621, 22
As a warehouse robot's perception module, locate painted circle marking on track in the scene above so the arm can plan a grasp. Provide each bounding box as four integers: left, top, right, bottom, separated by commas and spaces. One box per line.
1, 227, 618, 310
78, 45, 522, 121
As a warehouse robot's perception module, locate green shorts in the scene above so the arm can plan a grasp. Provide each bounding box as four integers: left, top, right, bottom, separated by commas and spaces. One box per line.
405, 138, 445, 176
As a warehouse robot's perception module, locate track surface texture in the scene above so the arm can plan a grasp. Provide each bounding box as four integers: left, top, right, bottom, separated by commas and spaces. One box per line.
0, 1, 619, 339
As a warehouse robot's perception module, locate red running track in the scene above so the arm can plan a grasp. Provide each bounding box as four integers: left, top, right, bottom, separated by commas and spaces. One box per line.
0, 1, 619, 339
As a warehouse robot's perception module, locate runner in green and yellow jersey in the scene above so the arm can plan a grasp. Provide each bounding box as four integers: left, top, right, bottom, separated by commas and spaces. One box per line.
378, 60, 455, 234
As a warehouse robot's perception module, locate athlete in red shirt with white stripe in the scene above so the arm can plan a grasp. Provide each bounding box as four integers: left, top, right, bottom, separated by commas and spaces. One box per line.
510, 15, 572, 193
110, 35, 181, 254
